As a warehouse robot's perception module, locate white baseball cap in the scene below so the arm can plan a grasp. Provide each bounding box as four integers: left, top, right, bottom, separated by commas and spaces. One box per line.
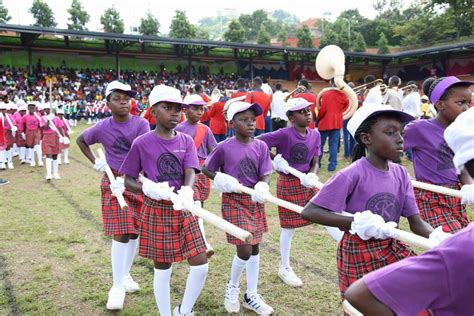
444, 107, 474, 174
286, 97, 312, 112
17, 99, 27, 108
105, 80, 137, 98
149, 85, 183, 106
227, 101, 263, 120
183, 94, 206, 107
347, 103, 415, 138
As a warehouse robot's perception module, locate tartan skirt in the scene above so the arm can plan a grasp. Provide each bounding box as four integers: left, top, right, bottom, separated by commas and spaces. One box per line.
337, 232, 415, 296
100, 171, 143, 236
222, 192, 268, 245
25, 129, 41, 147
139, 196, 206, 263
4, 130, 14, 149
41, 133, 60, 155
414, 182, 468, 233
277, 174, 318, 228
15, 131, 26, 147
193, 173, 211, 202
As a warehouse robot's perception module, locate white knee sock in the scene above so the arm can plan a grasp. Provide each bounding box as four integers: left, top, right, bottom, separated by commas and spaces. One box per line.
0, 150, 5, 165
52, 159, 59, 175
28, 148, 34, 163
6, 150, 12, 163
111, 240, 128, 289
124, 238, 138, 277
154, 267, 172, 316
229, 255, 248, 286
180, 264, 209, 313
19, 147, 25, 161
34, 144, 42, 161
45, 158, 52, 176
280, 228, 295, 269
63, 148, 69, 162
57, 154, 62, 164
246, 254, 260, 295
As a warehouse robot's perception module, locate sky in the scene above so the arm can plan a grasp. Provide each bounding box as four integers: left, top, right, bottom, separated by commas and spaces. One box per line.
3, 0, 389, 34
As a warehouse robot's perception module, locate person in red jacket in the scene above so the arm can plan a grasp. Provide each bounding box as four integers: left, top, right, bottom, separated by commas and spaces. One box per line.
195, 84, 211, 126
250, 77, 271, 136
318, 79, 349, 171
293, 79, 317, 129
207, 96, 227, 143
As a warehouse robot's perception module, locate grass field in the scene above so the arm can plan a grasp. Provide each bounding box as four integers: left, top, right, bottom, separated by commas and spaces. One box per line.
0, 122, 472, 315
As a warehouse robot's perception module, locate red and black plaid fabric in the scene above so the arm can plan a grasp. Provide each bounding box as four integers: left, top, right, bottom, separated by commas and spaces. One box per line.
41, 133, 60, 155
414, 182, 469, 233
25, 129, 41, 147
277, 174, 319, 228
221, 192, 268, 245
193, 173, 211, 202
4, 130, 14, 149
100, 170, 143, 236
15, 132, 25, 147
139, 196, 206, 263
337, 232, 415, 297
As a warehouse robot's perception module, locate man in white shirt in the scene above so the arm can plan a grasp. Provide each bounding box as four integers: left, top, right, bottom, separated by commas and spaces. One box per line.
261, 77, 273, 133
402, 81, 421, 119
270, 83, 288, 131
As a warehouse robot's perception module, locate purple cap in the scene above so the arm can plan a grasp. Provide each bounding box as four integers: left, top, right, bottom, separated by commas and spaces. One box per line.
431, 76, 473, 104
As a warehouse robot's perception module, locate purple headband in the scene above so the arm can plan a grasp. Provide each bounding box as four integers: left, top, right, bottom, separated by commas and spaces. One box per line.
431, 76, 473, 104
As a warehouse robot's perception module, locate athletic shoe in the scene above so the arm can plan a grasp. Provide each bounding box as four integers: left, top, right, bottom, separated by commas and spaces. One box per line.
278, 266, 303, 287
106, 287, 125, 310
173, 305, 194, 316
38, 160, 44, 167
7, 162, 13, 169
30, 161, 36, 167
242, 292, 274, 315
123, 275, 140, 293
0, 163, 5, 170
224, 281, 240, 313
0, 178, 9, 185
58, 160, 62, 165
53, 174, 61, 180
64, 159, 70, 164
46, 173, 52, 181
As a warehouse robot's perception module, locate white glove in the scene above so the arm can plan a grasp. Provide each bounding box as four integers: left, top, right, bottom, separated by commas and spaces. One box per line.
350, 210, 395, 240
21, 132, 26, 140
171, 186, 195, 211
142, 178, 175, 201
299, 173, 320, 188
213, 172, 241, 193
11, 125, 18, 133
273, 154, 289, 174
251, 181, 270, 203
59, 136, 65, 144
461, 184, 474, 205
93, 157, 108, 173
62, 137, 70, 145
46, 113, 55, 121
429, 226, 451, 246
110, 177, 125, 197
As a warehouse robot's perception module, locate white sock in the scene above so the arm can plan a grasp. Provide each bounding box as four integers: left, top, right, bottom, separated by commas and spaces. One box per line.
19, 147, 25, 161
246, 254, 260, 295
124, 238, 138, 277
63, 148, 69, 162
180, 264, 209, 313
28, 148, 34, 163
111, 240, 128, 289
58, 154, 62, 163
34, 145, 42, 163
0, 150, 5, 164
52, 159, 59, 175
229, 255, 248, 286
45, 158, 52, 176
280, 228, 295, 269
6, 150, 12, 163
154, 267, 172, 316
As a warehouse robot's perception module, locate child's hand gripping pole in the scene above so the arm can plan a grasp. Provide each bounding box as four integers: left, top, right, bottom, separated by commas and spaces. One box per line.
411, 180, 463, 199
97, 148, 128, 211
284, 165, 324, 190
138, 175, 253, 243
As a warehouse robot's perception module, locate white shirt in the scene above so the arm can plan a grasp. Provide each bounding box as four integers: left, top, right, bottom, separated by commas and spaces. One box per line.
364, 86, 383, 105
261, 83, 273, 96
402, 91, 421, 118
270, 90, 288, 121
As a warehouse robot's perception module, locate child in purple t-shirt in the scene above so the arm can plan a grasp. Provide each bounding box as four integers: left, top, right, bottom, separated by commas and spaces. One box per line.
404, 76, 472, 233
258, 98, 321, 288
76, 81, 149, 311
301, 103, 437, 298
202, 101, 274, 315
119, 85, 208, 316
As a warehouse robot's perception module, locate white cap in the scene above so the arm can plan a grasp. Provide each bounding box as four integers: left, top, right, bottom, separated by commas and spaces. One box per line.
286, 97, 312, 112
56, 109, 65, 115
16, 99, 27, 108
183, 94, 206, 107
18, 104, 27, 111
0, 102, 6, 110
105, 80, 137, 98
6, 103, 15, 110
227, 101, 263, 120
420, 95, 429, 101
347, 103, 415, 138
149, 85, 183, 106
444, 107, 474, 174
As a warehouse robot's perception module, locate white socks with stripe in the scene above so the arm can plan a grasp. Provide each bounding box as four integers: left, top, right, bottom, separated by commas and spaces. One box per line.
111, 240, 128, 289
123, 238, 138, 277
154, 267, 172, 316
230, 255, 248, 286
246, 254, 260, 295
280, 228, 295, 269
180, 264, 209, 313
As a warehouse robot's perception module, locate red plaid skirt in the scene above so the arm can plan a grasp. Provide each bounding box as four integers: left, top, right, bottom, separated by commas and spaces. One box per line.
139, 196, 206, 263
193, 173, 211, 202
41, 133, 60, 155
277, 174, 318, 228
414, 182, 468, 233
100, 171, 143, 236
15, 131, 25, 147
25, 129, 41, 147
337, 232, 415, 296
4, 130, 14, 149
222, 192, 268, 245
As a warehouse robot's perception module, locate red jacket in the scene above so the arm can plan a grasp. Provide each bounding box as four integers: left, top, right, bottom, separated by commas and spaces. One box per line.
0, 115, 5, 146
251, 90, 271, 131
199, 93, 211, 123
294, 91, 317, 129
317, 89, 348, 131
208, 101, 226, 135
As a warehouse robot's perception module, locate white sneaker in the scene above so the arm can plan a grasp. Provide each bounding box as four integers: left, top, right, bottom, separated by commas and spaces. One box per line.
0, 163, 5, 170
38, 160, 44, 167
123, 275, 140, 293
53, 174, 61, 180
242, 292, 274, 315
173, 305, 194, 316
278, 266, 303, 287
224, 281, 240, 313
30, 161, 36, 167
58, 160, 62, 165
106, 287, 125, 310
7, 162, 13, 169
46, 174, 52, 181
64, 159, 70, 164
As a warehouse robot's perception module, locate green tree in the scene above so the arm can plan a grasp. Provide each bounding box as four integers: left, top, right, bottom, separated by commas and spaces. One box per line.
29, 0, 57, 27
100, 7, 124, 33
277, 27, 289, 46
256, 25, 271, 45
223, 19, 245, 42
296, 25, 313, 48
377, 32, 390, 54
169, 10, 196, 39
0, 0, 11, 23
67, 0, 90, 31
139, 12, 160, 35
239, 9, 269, 40
352, 32, 367, 52
195, 28, 210, 40
431, 0, 474, 39
318, 28, 338, 49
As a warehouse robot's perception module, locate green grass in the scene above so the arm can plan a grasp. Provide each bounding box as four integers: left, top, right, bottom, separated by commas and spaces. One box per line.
0, 123, 472, 315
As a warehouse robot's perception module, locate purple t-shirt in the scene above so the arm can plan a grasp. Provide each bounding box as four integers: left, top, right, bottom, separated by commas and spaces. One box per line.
404, 119, 458, 185
175, 121, 218, 161
259, 127, 321, 173
310, 157, 419, 223
205, 137, 273, 187
119, 131, 200, 192
364, 223, 474, 315
82, 115, 149, 171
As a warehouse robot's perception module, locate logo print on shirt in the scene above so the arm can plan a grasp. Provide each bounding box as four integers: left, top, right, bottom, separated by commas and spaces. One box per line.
239, 157, 258, 179
156, 153, 183, 181
365, 192, 400, 222
288, 143, 309, 164
436, 141, 454, 171
111, 136, 131, 155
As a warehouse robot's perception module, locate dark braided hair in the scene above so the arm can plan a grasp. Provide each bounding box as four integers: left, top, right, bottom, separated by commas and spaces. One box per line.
465, 159, 474, 178
422, 77, 463, 108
